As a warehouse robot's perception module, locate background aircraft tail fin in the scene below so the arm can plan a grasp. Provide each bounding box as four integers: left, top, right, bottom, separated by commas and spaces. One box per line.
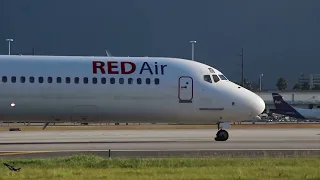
272, 93, 295, 111
272, 93, 306, 119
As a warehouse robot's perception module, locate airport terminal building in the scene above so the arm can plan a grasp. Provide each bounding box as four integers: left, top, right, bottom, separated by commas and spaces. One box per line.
298, 74, 320, 89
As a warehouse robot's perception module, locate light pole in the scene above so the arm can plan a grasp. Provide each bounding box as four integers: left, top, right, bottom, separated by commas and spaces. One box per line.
189, 41, 196, 61
259, 73, 264, 91
5, 39, 13, 55
236, 47, 244, 86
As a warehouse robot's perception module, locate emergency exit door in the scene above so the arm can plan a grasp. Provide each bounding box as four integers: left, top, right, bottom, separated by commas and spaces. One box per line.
178, 76, 193, 103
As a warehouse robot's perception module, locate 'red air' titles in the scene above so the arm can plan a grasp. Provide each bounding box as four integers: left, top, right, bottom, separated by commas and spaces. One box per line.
92, 61, 167, 75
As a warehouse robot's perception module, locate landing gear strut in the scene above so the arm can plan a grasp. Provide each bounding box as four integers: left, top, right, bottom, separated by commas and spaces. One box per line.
215, 122, 230, 141
42, 122, 49, 130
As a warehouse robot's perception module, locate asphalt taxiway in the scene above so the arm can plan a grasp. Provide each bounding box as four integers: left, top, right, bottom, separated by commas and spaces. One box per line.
0, 129, 319, 158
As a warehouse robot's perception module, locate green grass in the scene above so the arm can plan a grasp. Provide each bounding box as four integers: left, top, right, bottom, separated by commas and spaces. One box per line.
0, 154, 319, 180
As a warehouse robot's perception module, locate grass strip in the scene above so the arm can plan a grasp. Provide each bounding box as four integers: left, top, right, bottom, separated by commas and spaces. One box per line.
0, 154, 319, 179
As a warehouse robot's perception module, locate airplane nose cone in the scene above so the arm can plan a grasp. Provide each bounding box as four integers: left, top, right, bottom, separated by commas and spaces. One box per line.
250, 94, 265, 116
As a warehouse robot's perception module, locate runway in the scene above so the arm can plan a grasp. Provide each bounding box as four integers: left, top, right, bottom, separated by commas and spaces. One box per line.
0, 129, 319, 158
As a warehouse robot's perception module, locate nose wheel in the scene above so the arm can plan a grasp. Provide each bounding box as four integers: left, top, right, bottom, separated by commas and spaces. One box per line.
215, 122, 230, 141
215, 129, 229, 141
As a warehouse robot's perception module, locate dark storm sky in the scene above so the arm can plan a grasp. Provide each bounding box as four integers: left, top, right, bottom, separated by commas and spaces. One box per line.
1, 0, 320, 89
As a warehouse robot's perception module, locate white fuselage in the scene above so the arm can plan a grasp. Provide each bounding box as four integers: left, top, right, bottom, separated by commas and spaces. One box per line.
0, 55, 265, 124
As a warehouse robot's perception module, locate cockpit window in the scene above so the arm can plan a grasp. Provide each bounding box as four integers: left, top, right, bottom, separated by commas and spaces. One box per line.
218, 75, 228, 80
212, 75, 220, 82
208, 68, 215, 73
203, 75, 212, 83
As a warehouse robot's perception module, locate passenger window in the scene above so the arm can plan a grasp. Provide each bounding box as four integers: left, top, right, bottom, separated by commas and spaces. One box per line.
212, 75, 220, 83
83, 77, 88, 84
11, 76, 16, 83
66, 77, 71, 84
128, 78, 133, 84
146, 78, 150, 84
57, 77, 62, 83
20, 76, 25, 83
119, 78, 124, 84
48, 77, 53, 83
203, 75, 212, 83
110, 78, 115, 84
101, 77, 106, 84
38, 77, 44, 83
29, 77, 35, 83
74, 77, 79, 84
2, 76, 7, 83
155, 78, 159, 85
137, 78, 142, 84
92, 77, 97, 84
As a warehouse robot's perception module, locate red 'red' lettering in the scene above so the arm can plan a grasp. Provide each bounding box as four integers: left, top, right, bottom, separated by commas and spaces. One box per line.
121, 62, 136, 74
107, 61, 119, 74
92, 61, 105, 74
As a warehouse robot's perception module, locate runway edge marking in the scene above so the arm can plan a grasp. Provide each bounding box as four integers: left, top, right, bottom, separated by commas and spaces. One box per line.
0, 151, 53, 156
0, 149, 319, 153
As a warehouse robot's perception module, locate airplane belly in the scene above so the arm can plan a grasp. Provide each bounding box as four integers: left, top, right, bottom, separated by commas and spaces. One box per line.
0, 97, 194, 123
0, 98, 75, 122
98, 98, 191, 123
71, 105, 99, 122
0, 87, 222, 123
195, 97, 223, 120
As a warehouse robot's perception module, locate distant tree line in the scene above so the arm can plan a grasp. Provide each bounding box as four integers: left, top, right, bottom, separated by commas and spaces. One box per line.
238, 77, 320, 91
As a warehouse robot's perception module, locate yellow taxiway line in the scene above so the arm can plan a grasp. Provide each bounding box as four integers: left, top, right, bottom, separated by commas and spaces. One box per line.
0, 151, 52, 156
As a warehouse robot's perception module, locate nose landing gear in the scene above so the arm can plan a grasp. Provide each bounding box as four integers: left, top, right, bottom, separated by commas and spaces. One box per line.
215, 122, 230, 141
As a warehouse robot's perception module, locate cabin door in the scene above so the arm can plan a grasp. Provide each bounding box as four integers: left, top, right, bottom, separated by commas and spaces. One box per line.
178, 76, 193, 103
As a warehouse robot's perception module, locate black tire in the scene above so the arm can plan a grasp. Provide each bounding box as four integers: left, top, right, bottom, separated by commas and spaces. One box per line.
215, 130, 229, 141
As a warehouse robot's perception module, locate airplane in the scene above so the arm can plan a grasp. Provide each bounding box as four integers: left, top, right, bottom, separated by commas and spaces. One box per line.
272, 93, 320, 120
0, 55, 265, 141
